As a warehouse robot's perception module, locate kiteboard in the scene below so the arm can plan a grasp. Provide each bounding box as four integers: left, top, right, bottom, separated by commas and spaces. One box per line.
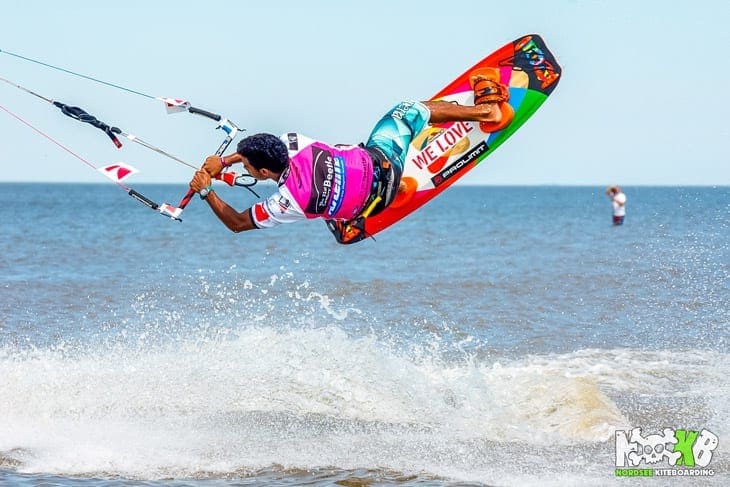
327, 34, 561, 244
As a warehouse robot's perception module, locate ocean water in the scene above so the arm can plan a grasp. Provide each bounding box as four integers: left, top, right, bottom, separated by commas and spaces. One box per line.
0, 183, 728, 486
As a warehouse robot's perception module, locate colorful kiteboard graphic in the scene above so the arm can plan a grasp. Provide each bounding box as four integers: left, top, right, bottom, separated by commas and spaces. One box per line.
327, 34, 561, 244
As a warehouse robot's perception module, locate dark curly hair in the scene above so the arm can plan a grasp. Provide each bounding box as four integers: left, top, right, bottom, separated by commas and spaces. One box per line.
236, 133, 289, 173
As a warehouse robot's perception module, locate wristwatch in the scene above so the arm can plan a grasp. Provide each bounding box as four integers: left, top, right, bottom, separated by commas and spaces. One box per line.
199, 186, 212, 199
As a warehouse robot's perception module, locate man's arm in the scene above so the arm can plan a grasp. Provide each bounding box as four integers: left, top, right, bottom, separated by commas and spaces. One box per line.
204, 190, 256, 232
202, 152, 244, 177
190, 168, 256, 232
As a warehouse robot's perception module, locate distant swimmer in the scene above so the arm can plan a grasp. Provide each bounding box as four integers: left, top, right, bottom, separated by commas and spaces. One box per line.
188, 72, 514, 242
605, 185, 626, 225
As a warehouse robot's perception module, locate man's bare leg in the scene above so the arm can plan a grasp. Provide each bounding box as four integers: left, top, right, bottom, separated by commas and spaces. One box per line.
395, 100, 505, 193
423, 100, 502, 124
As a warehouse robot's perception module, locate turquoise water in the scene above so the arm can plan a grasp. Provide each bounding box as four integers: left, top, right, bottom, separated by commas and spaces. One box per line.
1, 184, 728, 486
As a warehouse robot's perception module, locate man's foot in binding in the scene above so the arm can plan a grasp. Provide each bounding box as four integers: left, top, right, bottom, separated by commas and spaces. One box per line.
328, 217, 367, 244
469, 68, 514, 132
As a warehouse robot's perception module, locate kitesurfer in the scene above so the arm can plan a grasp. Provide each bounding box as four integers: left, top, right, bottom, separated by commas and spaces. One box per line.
189, 71, 512, 242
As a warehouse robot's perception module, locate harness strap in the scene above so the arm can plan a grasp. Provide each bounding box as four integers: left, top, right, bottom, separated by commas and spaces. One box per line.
362, 146, 401, 218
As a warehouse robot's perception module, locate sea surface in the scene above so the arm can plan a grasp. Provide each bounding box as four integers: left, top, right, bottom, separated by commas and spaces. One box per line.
0, 183, 728, 486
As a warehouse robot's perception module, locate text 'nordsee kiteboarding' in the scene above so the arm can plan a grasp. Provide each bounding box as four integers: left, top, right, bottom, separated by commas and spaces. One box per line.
614, 427, 719, 478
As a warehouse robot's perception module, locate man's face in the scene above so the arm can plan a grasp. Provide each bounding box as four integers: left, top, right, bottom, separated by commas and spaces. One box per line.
243, 158, 267, 180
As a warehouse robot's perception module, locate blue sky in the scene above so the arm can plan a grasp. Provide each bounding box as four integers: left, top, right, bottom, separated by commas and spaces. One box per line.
1, 0, 728, 185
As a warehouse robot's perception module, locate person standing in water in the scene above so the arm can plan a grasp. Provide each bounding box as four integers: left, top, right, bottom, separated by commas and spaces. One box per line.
605, 185, 626, 225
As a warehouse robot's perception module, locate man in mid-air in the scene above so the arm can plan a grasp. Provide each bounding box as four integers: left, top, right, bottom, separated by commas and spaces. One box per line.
189, 71, 512, 242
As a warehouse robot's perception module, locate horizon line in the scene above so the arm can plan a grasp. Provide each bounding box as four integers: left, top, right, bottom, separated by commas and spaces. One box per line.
1, 181, 728, 188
